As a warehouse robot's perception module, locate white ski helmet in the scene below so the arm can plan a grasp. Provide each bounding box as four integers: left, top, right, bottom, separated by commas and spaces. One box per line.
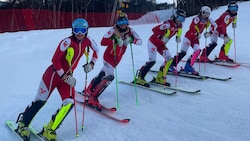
200, 6, 211, 17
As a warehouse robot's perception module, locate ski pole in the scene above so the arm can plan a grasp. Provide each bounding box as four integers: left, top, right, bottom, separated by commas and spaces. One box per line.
175, 43, 178, 87
113, 41, 120, 109
65, 47, 79, 137
204, 28, 208, 71
81, 46, 90, 130
129, 43, 139, 106
203, 23, 210, 71
233, 27, 236, 62
175, 29, 182, 87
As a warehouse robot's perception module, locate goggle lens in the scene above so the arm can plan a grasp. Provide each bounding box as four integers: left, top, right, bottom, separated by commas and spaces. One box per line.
229, 6, 238, 11
176, 16, 185, 22
73, 27, 87, 35
117, 19, 129, 25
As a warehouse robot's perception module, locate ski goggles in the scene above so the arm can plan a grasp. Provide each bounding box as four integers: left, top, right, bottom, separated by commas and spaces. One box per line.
73, 27, 88, 35
202, 11, 210, 17
117, 19, 129, 25
229, 6, 238, 12
176, 16, 185, 22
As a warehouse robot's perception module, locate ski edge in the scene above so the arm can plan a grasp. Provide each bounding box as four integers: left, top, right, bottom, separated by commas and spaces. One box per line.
75, 101, 130, 123
150, 70, 231, 81
6, 120, 24, 141
149, 82, 201, 94
28, 127, 46, 141
6, 120, 45, 141
75, 91, 117, 112
119, 80, 177, 95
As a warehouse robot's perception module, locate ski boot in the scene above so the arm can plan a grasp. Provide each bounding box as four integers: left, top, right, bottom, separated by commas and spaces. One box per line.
182, 62, 199, 75
41, 120, 57, 141
86, 75, 114, 111
218, 50, 234, 62
168, 64, 177, 73
86, 96, 102, 111
198, 43, 217, 63
135, 70, 149, 87
198, 55, 212, 63
16, 121, 30, 141
151, 70, 170, 86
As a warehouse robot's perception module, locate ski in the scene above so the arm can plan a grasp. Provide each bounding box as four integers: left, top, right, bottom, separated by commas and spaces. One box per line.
181, 59, 240, 68
6, 120, 26, 141
6, 120, 44, 141
149, 70, 232, 81
75, 100, 130, 123
75, 91, 117, 112
119, 80, 177, 95
28, 126, 46, 141
211, 60, 240, 67
149, 81, 201, 94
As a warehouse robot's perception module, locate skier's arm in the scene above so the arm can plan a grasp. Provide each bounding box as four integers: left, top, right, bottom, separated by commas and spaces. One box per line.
52, 38, 71, 77
130, 28, 142, 45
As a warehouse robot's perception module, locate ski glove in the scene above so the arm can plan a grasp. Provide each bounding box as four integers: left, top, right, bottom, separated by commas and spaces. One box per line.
61, 74, 76, 87
124, 37, 133, 46
83, 61, 94, 73
232, 23, 236, 28
175, 36, 181, 43
204, 32, 211, 38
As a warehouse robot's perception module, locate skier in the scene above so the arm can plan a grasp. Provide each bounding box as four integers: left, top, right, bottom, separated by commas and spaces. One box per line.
84, 12, 142, 110
15, 18, 99, 141
198, 1, 238, 62
135, 9, 186, 87
169, 6, 217, 75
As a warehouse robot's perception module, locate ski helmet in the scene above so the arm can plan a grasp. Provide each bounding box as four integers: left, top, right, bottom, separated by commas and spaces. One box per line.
116, 12, 129, 25
174, 9, 186, 22
72, 18, 89, 34
228, 1, 238, 12
200, 6, 211, 17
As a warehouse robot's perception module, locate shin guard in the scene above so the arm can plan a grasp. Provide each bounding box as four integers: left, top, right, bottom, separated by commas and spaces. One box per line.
224, 39, 233, 55
190, 49, 201, 66
163, 59, 173, 76
172, 51, 186, 67
51, 103, 73, 130
139, 61, 155, 79
19, 100, 45, 126
91, 75, 114, 98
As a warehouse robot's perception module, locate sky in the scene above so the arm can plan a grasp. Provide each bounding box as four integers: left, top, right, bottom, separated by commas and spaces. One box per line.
1, 1, 250, 141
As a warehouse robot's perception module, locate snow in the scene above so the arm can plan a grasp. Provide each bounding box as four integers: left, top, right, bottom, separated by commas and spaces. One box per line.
1, 1, 250, 141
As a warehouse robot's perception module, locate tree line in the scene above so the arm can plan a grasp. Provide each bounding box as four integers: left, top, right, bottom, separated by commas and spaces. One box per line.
0, 0, 248, 16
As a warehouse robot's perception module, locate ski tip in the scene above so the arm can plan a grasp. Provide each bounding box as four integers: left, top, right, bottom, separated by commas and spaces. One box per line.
121, 119, 131, 123
192, 90, 201, 93
110, 107, 117, 112
170, 91, 177, 95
